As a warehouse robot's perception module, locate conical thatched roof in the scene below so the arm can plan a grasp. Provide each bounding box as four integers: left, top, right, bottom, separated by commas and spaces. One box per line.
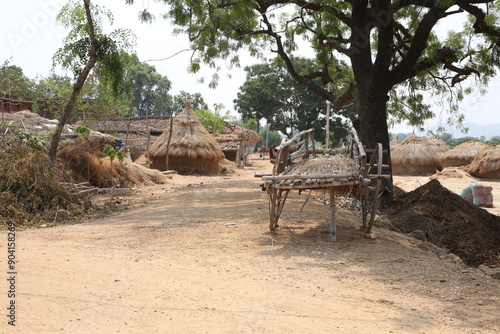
468, 145, 500, 179
147, 101, 225, 174
390, 136, 401, 150
426, 137, 450, 156
438, 140, 488, 168
391, 134, 440, 175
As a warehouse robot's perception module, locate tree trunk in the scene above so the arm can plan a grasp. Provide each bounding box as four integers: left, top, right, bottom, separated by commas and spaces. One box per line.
356, 85, 394, 203
47, 0, 98, 163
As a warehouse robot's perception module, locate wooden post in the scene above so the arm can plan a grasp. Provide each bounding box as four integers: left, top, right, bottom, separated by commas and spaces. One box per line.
269, 188, 278, 231
329, 187, 337, 242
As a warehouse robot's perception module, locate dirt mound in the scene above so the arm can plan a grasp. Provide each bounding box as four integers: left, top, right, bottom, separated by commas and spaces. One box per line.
382, 179, 500, 267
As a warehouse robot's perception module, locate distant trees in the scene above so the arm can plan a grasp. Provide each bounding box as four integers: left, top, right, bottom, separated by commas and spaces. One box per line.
0, 60, 35, 99
234, 58, 354, 145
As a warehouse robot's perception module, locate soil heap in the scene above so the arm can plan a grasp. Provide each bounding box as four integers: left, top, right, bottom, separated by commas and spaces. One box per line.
382, 179, 500, 267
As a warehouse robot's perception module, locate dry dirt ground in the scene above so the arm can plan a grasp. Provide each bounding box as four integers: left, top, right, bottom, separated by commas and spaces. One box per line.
3, 155, 499, 334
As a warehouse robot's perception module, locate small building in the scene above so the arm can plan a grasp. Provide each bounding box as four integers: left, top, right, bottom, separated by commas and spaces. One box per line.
426, 137, 450, 157
438, 141, 489, 167
0, 94, 35, 112
146, 101, 225, 174
468, 145, 500, 179
391, 134, 441, 175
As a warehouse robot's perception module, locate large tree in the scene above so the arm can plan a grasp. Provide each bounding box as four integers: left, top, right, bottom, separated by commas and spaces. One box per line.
128, 0, 500, 167
120, 52, 172, 117
48, 0, 134, 162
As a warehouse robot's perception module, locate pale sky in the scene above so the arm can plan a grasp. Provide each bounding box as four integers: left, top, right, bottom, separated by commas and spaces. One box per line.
2, 0, 500, 132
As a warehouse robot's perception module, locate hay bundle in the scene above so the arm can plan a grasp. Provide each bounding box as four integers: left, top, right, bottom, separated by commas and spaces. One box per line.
426, 137, 449, 156
390, 136, 401, 150
234, 129, 259, 144
438, 141, 488, 167
468, 145, 500, 179
57, 137, 169, 187
430, 167, 474, 180
147, 101, 225, 174
286, 155, 359, 176
391, 134, 440, 176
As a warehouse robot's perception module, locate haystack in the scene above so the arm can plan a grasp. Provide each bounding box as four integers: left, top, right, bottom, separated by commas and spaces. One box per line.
57, 137, 170, 187
390, 136, 401, 150
468, 145, 500, 179
426, 137, 449, 156
391, 134, 440, 175
147, 101, 225, 174
438, 141, 488, 167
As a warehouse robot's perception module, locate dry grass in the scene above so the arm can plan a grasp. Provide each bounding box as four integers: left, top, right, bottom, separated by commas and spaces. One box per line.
0, 140, 91, 228
57, 137, 170, 188
468, 145, 500, 179
391, 135, 440, 175
439, 141, 489, 167
147, 101, 224, 173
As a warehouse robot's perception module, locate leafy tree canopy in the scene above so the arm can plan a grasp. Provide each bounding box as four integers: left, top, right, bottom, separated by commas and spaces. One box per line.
126, 0, 500, 154
120, 52, 172, 117
171, 91, 208, 114
234, 57, 353, 144
0, 59, 35, 98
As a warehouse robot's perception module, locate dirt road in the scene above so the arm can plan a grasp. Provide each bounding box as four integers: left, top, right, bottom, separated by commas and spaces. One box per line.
3, 156, 499, 333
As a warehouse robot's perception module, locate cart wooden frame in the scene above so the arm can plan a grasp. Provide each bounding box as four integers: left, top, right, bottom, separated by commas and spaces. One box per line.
260, 126, 390, 241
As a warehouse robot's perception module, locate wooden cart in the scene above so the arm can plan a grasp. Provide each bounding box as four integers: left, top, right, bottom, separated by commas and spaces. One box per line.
260, 127, 390, 241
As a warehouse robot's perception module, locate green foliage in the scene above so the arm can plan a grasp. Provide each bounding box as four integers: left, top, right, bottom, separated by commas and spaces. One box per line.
53, 0, 135, 99
446, 136, 481, 148
102, 145, 124, 163
74, 125, 91, 139
486, 136, 500, 145
119, 52, 172, 117
195, 108, 225, 133
234, 57, 353, 143
14, 129, 44, 151
128, 0, 500, 146
258, 128, 282, 148
171, 91, 208, 115
0, 59, 35, 99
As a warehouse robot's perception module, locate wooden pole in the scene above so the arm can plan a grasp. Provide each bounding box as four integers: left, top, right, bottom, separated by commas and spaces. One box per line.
329, 187, 337, 242
165, 117, 174, 170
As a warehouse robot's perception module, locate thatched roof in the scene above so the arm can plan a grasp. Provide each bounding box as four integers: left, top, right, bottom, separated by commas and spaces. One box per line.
391, 134, 440, 175
426, 137, 449, 156
217, 121, 259, 144
390, 136, 401, 149
147, 101, 225, 174
468, 145, 500, 179
438, 141, 489, 167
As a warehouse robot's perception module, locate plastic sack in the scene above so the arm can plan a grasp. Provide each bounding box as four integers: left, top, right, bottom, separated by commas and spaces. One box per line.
472, 183, 494, 207
459, 182, 475, 203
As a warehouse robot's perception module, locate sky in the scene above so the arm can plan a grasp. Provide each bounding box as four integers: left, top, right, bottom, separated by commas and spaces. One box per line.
2, 0, 500, 134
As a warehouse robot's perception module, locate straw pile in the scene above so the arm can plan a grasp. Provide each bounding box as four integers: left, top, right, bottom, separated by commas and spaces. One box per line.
390, 136, 401, 150
57, 137, 169, 187
391, 134, 440, 176
426, 137, 449, 156
147, 101, 225, 174
468, 145, 500, 179
286, 155, 359, 176
438, 141, 488, 167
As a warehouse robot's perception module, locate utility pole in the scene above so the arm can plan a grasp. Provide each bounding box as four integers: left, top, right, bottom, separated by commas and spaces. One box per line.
325, 87, 331, 149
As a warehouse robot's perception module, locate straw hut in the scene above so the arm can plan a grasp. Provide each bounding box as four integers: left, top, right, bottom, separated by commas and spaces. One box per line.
391, 134, 441, 175
426, 137, 450, 157
215, 123, 259, 165
468, 145, 500, 179
146, 101, 225, 174
390, 136, 401, 150
438, 141, 488, 168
